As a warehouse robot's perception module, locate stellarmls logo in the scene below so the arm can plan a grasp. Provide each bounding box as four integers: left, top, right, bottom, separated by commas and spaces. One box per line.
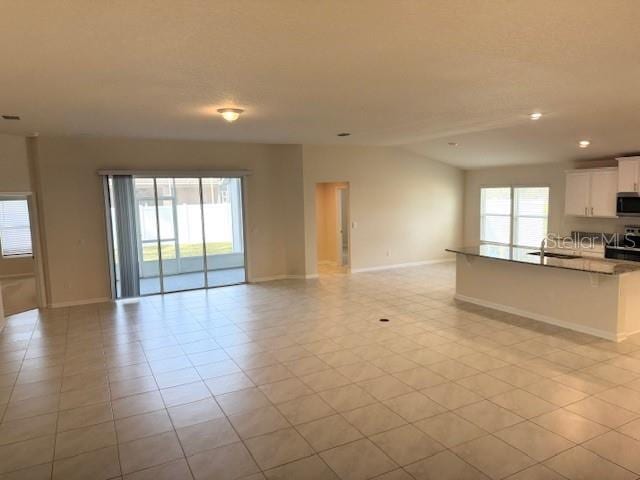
544, 233, 635, 249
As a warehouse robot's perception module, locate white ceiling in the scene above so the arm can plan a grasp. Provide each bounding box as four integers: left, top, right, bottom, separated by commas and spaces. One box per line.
2, 0, 640, 168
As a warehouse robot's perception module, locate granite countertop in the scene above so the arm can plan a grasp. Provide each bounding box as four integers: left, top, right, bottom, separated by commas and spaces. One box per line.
446, 245, 640, 275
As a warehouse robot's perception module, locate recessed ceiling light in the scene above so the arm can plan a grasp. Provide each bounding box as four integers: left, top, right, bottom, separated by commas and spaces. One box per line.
448, 142, 458, 146
529, 112, 542, 120
337, 132, 351, 137
1, 115, 20, 120
579, 140, 591, 148
217, 108, 244, 122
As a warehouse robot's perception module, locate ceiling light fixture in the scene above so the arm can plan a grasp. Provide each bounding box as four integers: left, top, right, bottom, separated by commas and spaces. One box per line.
579, 140, 591, 148
217, 108, 244, 123
529, 112, 542, 120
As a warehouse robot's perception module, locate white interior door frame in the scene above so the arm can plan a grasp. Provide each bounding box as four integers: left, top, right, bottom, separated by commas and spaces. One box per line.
26, 193, 47, 308
335, 186, 350, 267
0, 192, 46, 308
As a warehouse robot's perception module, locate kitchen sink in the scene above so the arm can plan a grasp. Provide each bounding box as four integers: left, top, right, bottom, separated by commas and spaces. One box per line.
528, 251, 582, 260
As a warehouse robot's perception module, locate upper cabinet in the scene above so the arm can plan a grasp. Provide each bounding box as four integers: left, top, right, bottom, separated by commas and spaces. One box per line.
617, 157, 640, 193
590, 169, 618, 217
565, 168, 617, 218
565, 171, 591, 216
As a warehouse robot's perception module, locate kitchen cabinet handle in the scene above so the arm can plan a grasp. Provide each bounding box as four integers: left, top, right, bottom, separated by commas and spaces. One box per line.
591, 207, 594, 215
635, 182, 638, 191
584, 207, 588, 216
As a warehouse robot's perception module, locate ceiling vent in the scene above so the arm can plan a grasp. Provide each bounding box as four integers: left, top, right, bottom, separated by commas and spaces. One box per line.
1, 115, 20, 120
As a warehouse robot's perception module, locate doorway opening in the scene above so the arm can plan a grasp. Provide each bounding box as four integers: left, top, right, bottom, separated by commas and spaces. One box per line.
315, 182, 350, 275
0, 194, 40, 316
104, 175, 246, 299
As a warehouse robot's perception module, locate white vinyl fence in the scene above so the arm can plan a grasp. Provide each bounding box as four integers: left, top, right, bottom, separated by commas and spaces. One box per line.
139, 203, 235, 245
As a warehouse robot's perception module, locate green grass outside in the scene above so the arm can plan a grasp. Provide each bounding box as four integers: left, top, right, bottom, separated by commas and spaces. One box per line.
142, 241, 232, 261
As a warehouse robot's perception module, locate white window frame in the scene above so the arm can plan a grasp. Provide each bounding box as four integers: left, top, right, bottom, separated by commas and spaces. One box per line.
480, 186, 513, 246
480, 185, 550, 248
512, 186, 550, 248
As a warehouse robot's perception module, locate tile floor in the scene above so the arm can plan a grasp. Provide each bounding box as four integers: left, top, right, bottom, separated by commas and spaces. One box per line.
3, 263, 640, 479
317, 264, 350, 276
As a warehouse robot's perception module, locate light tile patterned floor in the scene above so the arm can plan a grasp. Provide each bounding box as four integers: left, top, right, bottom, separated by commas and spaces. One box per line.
3, 263, 640, 479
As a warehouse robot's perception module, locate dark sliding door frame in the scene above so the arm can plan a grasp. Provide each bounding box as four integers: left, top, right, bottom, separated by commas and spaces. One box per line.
102, 173, 249, 300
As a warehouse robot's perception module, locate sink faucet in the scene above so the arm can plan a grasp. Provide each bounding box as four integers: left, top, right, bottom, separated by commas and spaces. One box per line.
540, 237, 546, 264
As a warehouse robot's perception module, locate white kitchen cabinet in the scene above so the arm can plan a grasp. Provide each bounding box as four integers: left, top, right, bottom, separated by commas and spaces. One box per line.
617, 157, 640, 193
565, 168, 617, 218
565, 171, 591, 216
590, 169, 618, 217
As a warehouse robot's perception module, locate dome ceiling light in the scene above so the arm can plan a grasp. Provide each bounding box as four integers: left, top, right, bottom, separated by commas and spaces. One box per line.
217, 108, 244, 123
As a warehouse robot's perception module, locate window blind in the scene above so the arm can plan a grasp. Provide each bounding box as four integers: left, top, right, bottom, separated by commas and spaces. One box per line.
480, 187, 512, 244
513, 187, 549, 247
480, 186, 550, 248
0, 199, 32, 256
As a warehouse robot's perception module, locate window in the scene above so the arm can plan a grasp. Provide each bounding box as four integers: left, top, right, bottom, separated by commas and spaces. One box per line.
480, 187, 549, 247
513, 187, 549, 247
0, 198, 32, 257
480, 187, 512, 244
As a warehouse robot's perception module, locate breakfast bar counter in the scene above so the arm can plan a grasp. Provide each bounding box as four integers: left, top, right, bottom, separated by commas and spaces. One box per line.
447, 245, 640, 341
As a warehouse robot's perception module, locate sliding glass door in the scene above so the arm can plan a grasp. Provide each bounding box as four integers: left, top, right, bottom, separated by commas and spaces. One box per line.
202, 178, 245, 287
133, 178, 162, 295
107, 175, 246, 298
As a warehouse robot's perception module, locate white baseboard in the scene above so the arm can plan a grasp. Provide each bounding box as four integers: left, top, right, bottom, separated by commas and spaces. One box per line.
248, 275, 289, 283
48, 297, 111, 309
225, 259, 455, 284
351, 258, 454, 274
454, 293, 633, 342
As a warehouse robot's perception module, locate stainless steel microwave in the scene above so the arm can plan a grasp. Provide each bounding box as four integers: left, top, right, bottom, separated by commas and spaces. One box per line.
617, 193, 640, 216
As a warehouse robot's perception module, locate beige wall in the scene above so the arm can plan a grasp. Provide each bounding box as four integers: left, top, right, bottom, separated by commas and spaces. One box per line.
0, 134, 30, 192
0, 134, 35, 277
277, 147, 306, 278
0, 256, 33, 277
463, 160, 626, 246
31, 137, 466, 305
33, 136, 305, 306
303, 145, 464, 274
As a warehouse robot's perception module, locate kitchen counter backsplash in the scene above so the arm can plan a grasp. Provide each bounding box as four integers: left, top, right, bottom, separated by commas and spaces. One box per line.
548, 231, 617, 248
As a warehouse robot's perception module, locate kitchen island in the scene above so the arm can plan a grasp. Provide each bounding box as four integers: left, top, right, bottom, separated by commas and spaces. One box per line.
447, 245, 640, 341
